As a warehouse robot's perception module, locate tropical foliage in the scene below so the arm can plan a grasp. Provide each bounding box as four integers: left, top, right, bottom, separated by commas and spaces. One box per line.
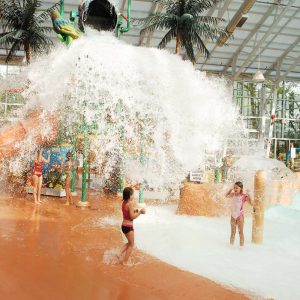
140, 0, 228, 63
0, 0, 60, 64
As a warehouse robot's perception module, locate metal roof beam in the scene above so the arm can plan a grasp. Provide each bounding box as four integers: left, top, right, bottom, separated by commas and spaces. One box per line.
120, 0, 127, 13
145, 3, 164, 47
280, 54, 300, 81
232, 0, 296, 80
222, 4, 276, 73
238, 7, 299, 75
264, 35, 300, 77
217, 0, 257, 46
137, 1, 160, 46
0, 55, 24, 65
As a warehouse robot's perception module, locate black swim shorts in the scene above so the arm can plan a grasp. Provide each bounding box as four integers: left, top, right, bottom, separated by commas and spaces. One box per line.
121, 225, 134, 234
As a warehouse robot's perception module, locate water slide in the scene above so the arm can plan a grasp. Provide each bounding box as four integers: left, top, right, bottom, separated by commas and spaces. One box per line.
0, 110, 58, 159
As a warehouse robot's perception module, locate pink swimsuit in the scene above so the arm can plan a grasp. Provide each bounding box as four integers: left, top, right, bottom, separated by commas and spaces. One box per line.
231, 193, 246, 219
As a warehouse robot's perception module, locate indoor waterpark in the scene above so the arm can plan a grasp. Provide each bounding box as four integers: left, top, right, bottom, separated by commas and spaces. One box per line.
0, 0, 300, 299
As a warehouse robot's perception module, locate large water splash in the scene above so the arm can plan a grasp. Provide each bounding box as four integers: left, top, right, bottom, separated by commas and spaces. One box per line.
2, 30, 244, 193
229, 155, 299, 205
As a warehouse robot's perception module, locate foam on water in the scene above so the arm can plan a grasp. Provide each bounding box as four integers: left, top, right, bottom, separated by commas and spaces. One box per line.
135, 196, 300, 299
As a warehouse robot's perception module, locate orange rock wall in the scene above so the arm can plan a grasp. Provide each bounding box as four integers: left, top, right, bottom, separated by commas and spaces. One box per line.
177, 182, 229, 217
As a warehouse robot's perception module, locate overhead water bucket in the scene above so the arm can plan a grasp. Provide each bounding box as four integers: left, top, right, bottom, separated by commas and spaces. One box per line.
78, 0, 118, 32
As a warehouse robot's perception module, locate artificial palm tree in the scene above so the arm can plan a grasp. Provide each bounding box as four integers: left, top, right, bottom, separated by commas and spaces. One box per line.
0, 0, 60, 64
140, 0, 228, 63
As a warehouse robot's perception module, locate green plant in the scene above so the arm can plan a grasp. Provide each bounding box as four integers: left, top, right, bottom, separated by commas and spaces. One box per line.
0, 0, 60, 64
139, 0, 228, 63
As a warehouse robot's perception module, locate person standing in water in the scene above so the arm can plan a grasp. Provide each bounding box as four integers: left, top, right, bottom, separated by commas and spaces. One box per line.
64, 151, 74, 205
119, 187, 145, 264
32, 148, 51, 205
226, 181, 252, 247
222, 153, 233, 181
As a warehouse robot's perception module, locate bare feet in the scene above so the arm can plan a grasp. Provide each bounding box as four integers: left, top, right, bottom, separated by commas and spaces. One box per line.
64, 202, 70, 206
121, 260, 133, 267
117, 253, 123, 263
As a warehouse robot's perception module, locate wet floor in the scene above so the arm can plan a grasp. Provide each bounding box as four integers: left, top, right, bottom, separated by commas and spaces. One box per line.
0, 193, 249, 300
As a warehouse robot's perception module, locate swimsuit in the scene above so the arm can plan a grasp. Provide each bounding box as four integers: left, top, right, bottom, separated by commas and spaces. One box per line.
230, 193, 246, 246
121, 201, 134, 233
33, 161, 43, 177
231, 193, 246, 219
65, 161, 72, 179
121, 225, 133, 234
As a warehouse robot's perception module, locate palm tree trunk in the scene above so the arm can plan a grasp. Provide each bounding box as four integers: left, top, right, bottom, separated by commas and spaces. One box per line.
175, 31, 182, 54
24, 42, 31, 64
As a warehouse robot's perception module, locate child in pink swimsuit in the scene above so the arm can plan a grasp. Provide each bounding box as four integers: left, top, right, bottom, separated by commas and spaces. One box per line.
226, 181, 252, 246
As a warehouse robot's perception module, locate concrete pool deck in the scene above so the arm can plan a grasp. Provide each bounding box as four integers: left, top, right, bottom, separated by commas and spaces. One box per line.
0, 193, 249, 300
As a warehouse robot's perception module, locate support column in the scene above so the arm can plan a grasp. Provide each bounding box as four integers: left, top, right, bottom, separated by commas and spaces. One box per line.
252, 170, 266, 244
266, 61, 281, 158
77, 117, 90, 208
71, 145, 76, 193
119, 125, 125, 193
259, 84, 266, 140
281, 81, 286, 139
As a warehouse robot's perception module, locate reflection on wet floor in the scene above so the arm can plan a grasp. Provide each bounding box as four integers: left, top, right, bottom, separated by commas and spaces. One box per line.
0, 193, 248, 300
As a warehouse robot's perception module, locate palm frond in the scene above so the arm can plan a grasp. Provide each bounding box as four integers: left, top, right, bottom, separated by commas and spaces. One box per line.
6, 40, 22, 63
22, 0, 39, 29
140, 13, 178, 35
165, 0, 182, 15
192, 21, 228, 41
152, 0, 181, 13
0, 1, 23, 31
182, 35, 196, 63
186, 0, 221, 15
191, 31, 209, 58
0, 31, 19, 46
195, 16, 224, 26
28, 31, 53, 54
158, 28, 177, 49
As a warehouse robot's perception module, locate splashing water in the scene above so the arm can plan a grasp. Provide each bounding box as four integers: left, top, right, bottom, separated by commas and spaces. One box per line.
228, 155, 299, 205
103, 248, 121, 265
1, 30, 244, 194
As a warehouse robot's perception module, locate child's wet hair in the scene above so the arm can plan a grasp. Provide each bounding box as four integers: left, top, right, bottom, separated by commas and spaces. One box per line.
234, 181, 243, 193
123, 187, 134, 201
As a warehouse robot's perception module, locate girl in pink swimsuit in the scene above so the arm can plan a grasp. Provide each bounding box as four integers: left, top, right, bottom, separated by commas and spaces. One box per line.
226, 181, 252, 246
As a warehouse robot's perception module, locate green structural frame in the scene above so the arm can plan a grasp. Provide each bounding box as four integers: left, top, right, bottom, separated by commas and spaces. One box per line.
116, 0, 131, 37
81, 116, 89, 202
60, 0, 65, 16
